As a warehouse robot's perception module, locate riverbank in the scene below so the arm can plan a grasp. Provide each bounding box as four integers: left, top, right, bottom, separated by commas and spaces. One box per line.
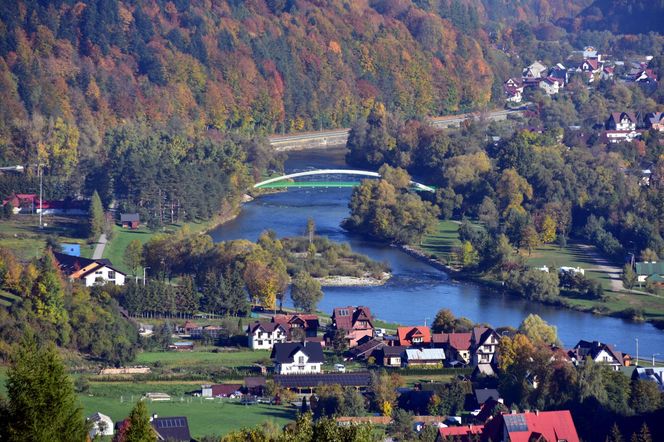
401, 242, 664, 330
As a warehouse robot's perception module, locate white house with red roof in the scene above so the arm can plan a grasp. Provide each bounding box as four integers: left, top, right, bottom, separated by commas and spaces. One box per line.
53, 252, 125, 287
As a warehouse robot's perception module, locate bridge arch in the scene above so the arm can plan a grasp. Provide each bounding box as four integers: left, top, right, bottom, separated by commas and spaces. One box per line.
253, 169, 435, 192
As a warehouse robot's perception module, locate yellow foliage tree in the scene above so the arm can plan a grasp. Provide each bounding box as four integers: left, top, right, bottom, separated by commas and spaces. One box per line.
540, 215, 557, 244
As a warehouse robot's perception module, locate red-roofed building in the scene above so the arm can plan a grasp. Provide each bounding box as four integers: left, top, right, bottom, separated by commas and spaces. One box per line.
483, 410, 579, 442
332, 306, 374, 347
397, 326, 431, 346
202, 383, 243, 398
432, 332, 472, 365
436, 424, 484, 442
272, 314, 319, 337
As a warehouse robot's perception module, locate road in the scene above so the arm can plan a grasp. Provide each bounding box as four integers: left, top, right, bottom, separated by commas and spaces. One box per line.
268, 108, 525, 151
92, 233, 107, 260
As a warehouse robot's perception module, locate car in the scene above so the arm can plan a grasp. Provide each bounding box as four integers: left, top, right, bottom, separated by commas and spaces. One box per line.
334, 363, 346, 373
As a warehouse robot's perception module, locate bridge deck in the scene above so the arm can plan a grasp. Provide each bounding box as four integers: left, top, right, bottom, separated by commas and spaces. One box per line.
257, 181, 359, 189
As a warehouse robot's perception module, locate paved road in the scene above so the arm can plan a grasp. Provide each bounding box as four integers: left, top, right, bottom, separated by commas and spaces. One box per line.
92, 233, 107, 260
268, 108, 525, 148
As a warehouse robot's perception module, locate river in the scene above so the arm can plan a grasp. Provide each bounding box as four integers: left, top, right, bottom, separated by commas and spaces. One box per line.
210, 147, 664, 355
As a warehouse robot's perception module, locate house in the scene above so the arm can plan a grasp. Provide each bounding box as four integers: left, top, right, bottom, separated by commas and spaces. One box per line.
53, 252, 126, 286
150, 415, 193, 442
380, 346, 407, 367
244, 376, 267, 396
474, 388, 501, 407
635, 261, 664, 286
436, 425, 484, 442
1, 193, 36, 214
548, 64, 568, 85
601, 66, 615, 81
87, 412, 114, 439
36, 199, 88, 216
471, 327, 500, 366
246, 321, 288, 350
331, 306, 375, 347
201, 383, 242, 397
271, 342, 324, 375
538, 77, 561, 95
578, 58, 601, 74
607, 112, 638, 131
503, 78, 524, 103
120, 213, 140, 229
483, 410, 579, 442
397, 326, 431, 346
404, 348, 445, 367
432, 332, 472, 365
631, 367, 664, 391
645, 112, 664, 131
628, 68, 658, 84
522, 61, 547, 78
345, 338, 384, 361
570, 340, 626, 370
272, 314, 319, 337
190, 325, 223, 340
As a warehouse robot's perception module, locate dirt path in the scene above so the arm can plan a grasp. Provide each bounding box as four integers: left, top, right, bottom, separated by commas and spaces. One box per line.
576, 244, 624, 292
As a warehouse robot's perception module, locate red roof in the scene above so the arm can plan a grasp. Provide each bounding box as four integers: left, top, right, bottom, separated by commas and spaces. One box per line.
438, 424, 484, 440
209, 384, 242, 397
484, 411, 579, 442
432, 332, 472, 350
397, 326, 431, 345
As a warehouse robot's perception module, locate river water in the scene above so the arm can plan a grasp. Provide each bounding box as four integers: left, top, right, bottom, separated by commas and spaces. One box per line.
210, 147, 664, 355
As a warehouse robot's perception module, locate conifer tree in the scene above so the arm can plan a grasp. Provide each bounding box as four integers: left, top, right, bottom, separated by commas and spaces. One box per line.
5, 335, 87, 441
89, 190, 105, 239
123, 400, 156, 442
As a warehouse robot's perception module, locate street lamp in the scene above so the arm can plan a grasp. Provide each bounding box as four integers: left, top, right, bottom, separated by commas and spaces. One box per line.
143, 267, 151, 286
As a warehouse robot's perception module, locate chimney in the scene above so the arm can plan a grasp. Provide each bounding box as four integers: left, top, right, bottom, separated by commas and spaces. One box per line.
535, 410, 539, 415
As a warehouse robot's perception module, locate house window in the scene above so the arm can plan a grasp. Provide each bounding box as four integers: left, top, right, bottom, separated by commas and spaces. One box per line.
298, 356, 305, 364
108, 271, 115, 280
258, 340, 263, 346
95, 270, 103, 275
413, 337, 422, 343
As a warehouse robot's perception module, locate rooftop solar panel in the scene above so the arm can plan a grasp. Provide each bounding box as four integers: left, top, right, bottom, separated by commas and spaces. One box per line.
504, 414, 528, 432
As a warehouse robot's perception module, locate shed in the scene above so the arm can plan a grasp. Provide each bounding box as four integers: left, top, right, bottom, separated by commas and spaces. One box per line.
120, 213, 140, 229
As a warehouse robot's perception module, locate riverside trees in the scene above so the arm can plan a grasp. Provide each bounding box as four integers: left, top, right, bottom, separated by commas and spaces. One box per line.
344, 165, 439, 244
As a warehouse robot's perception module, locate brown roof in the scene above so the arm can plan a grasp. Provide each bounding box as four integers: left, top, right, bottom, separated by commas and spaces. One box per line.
332, 306, 373, 331
610, 112, 638, 124
247, 321, 285, 334
272, 314, 319, 330
209, 384, 242, 397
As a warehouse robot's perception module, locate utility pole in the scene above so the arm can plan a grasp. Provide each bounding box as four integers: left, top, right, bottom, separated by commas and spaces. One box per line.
38, 163, 43, 228
143, 267, 150, 286
635, 338, 639, 366
653, 353, 660, 367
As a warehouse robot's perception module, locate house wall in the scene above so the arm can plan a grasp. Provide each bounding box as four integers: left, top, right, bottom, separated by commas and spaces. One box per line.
276, 362, 322, 374
249, 329, 287, 350
82, 267, 125, 287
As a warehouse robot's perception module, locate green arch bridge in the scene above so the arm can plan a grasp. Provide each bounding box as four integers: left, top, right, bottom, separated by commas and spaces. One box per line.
253, 169, 436, 192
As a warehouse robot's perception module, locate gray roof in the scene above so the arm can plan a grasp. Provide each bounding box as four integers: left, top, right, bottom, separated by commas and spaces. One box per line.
120, 213, 140, 222
271, 342, 324, 364
405, 348, 446, 361
474, 388, 501, 404
151, 416, 191, 441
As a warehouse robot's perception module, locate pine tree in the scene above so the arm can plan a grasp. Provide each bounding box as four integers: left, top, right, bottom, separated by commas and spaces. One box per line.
607, 423, 623, 442
630, 423, 652, 442
5, 335, 88, 441
123, 400, 156, 442
89, 190, 105, 239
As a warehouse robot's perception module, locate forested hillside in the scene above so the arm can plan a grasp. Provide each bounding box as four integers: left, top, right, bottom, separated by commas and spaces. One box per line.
0, 0, 498, 167
573, 0, 664, 34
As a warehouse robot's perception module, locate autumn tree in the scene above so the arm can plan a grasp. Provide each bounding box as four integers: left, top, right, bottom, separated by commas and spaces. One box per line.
124, 239, 143, 276
622, 264, 637, 290
290, 271, 323, 313
519, 314, 560, 346
117, 400, 156, 442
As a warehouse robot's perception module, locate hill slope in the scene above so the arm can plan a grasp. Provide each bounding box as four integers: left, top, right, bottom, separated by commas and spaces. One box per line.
0, 0, 499, 167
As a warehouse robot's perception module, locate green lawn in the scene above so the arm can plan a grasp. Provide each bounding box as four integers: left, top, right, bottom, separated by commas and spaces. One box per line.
0, 216, 93, 260
103, 219, 218, 274
134, 349, 271, 369
79, 381, 295, 438
420, 220, 462, 263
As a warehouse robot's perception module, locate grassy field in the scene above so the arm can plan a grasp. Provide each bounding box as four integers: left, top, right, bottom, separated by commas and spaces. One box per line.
103, 218, 220, 274
420, 220, 461, 263
135, 348, 271, 369
0, 216, 93, 260
79, 381, 295, 438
